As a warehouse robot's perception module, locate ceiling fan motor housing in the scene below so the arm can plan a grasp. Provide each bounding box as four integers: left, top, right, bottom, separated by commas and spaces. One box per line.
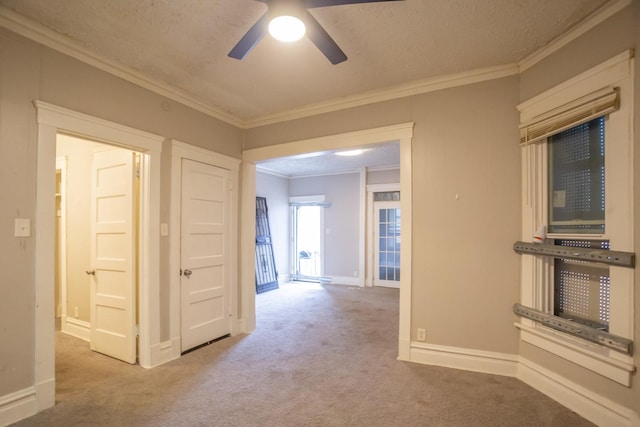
267, 0, 308, 21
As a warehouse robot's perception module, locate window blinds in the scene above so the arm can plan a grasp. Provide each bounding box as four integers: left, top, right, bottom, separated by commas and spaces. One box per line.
519, 87, 619, 145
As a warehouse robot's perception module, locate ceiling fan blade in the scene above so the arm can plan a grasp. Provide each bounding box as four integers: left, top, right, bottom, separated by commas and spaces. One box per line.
306, 0, 404, 8
304, 10, 347, 64
228, 12, 269, 60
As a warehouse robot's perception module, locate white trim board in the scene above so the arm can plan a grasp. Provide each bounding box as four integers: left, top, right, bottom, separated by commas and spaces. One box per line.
327, 276, 363, 287
0, 387, 37, 427
410, 342, 519, 377
242, 123, 413, 363
407, 342, 640, 427
150, 338, 182, 367
3, 2, 632, 128
0, 2, 630, 128
516, 322, 634, 386
61, 317, 90, 342
518, 358, 640, 427
0, 6, 242, 128
244, 64, 519, 128
34, 101, 163, 421
518, 0, 632, 72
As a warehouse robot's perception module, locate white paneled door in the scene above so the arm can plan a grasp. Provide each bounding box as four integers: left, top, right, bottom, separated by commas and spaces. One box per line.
89, 148, 137, 364
181, 159, 231, 352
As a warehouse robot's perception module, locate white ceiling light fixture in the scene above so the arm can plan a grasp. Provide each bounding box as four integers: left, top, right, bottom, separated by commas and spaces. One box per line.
268, 15, 306, 42
335, 149, 365, 156
229, 0, 405, 65
268, 0, 306, 42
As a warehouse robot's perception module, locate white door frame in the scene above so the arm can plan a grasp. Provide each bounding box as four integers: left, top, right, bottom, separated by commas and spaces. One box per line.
366, 183, 400, 287
169, 140, 240, 356
55, 156, 68, 324
241, 123, 414, 360
34, 101, 163, 410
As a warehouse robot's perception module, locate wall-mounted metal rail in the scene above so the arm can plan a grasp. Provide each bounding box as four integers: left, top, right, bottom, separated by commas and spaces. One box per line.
513, 304, 633, 355
513, 241, 635, 268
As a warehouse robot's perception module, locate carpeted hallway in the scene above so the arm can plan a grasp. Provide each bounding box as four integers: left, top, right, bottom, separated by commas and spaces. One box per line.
11, 282, 593, 426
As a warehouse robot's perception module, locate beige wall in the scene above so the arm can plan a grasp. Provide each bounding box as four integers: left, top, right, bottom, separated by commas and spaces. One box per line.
1, 1, 638, 421
246, 75, 522, 354
518, 3, 640, 415
0, 28, 242, 396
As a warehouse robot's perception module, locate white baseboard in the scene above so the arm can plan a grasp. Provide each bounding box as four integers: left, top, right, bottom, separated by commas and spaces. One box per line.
35, 378, 55, 412
0, 387, 37, 426
518, 357, 640, 427
326, 276, 363, 287
397, 337, 411, 362
234, 317, 252, 335
149, 337, 181, 367
61, 316, 90, 342
409, 343, 639, 426
277, 274, 290, 284
410, 342, 519, 377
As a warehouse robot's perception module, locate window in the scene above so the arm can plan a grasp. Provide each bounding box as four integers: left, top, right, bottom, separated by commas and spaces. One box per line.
516, 51, 634, 386
548, 119, 610, 332
553, 239, 610, 331
548, 117, 605, 234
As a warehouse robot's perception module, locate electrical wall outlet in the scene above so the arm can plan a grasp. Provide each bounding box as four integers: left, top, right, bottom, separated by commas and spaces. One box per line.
417, 328, 426, 342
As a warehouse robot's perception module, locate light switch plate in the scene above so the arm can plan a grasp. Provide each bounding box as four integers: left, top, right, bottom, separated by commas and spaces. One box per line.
15, 218, 31, 237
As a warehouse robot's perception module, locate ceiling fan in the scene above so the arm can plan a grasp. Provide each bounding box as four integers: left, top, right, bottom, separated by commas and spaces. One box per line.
228, 0, 404, 65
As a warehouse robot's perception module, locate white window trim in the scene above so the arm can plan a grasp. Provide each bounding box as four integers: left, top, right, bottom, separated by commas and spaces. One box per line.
516, 50, 635, 386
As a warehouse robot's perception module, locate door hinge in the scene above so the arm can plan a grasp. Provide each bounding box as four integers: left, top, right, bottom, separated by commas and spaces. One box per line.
179, 268, 183, 276
136, 324, 140, 338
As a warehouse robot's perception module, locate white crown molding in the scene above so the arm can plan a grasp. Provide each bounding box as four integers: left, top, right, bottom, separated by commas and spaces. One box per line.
518, 0, 632, 72
367, 165, 400, 173
290, 168, 362, 179
243, 63, 519, 128
243, 122, 414, 163
0, 6, 244, 128
1, 1, 630, 130
255, 166, 290, 179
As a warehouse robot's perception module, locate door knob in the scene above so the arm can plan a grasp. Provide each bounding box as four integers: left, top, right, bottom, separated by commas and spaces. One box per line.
86, 270, 95, 276
183, 269, 192, 277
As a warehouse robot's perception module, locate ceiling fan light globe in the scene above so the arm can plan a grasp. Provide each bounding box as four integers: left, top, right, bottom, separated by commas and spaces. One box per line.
268, 16, 306, 42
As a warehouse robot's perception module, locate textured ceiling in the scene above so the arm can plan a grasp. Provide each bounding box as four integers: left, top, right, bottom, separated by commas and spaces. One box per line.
0, 0, 613, 176
257, 141, 400, 177
0, 0, 610, 123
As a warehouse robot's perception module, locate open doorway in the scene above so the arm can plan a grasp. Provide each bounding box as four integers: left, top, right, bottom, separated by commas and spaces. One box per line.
243, 123, 413, 361
55, 134, 140, 364
293, 205, 323, 280
290, 197, 330, 283
34, 101, 163, 411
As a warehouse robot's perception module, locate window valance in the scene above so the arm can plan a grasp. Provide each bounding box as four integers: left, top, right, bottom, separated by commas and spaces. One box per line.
519, 86, 618, 145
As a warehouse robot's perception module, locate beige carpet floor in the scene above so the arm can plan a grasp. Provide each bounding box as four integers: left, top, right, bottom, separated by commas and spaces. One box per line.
12, 282, 593, 426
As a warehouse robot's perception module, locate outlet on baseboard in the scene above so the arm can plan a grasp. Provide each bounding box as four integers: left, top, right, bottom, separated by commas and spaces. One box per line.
417, 328, 426, 342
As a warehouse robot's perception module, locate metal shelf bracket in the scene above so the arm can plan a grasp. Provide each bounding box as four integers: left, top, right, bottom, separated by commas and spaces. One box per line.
513, 304, 633, 355
513, 241, 635, 268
